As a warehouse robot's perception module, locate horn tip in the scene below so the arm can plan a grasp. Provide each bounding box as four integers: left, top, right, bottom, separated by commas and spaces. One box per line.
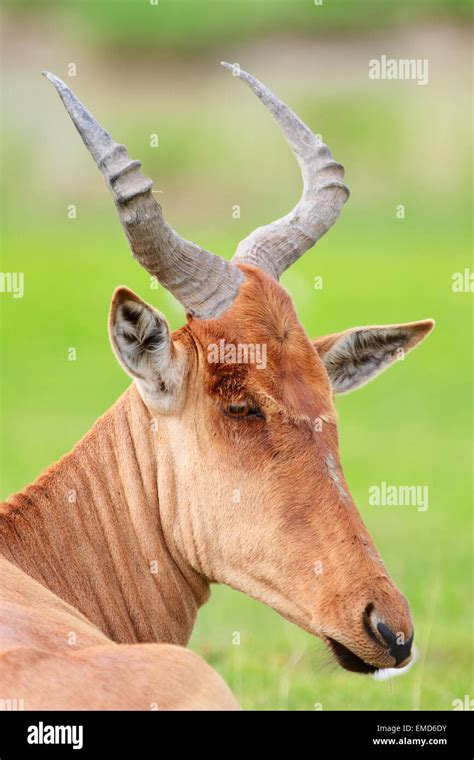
220, 61, 241, 77
42, 70, 64, 89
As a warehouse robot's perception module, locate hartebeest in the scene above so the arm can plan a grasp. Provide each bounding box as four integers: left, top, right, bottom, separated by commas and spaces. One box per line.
0, 64, 434, 710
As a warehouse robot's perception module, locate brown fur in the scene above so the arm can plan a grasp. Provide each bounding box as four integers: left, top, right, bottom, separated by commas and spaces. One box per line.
0, 265, 433, 708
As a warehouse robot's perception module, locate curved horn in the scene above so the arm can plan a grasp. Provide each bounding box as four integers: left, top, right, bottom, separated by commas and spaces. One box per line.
43, 71, 244, 319
221, 63, 349, 280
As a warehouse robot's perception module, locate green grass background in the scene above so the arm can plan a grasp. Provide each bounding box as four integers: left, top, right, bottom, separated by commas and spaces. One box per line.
1, 0, 472, 710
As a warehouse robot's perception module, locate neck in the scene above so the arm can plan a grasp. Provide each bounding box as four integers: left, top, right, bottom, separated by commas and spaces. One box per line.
0, 386, 209, 645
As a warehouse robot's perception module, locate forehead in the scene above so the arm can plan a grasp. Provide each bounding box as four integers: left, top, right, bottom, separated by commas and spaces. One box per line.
188, 266, 333, 415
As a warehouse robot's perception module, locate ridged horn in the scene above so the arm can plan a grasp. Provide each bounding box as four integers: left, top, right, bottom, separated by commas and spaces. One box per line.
221, 62, 349, 280
43, 71, 244, 319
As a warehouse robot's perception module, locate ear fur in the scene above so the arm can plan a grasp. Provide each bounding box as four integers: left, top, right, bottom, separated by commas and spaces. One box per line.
109, 287, 186, 411
313, 320, 435, 393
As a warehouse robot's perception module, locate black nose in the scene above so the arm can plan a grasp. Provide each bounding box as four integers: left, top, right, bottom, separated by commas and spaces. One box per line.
377, 622, 413, 666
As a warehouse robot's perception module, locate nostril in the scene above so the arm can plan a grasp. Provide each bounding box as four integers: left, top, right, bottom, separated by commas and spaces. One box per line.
364, 603, 375, 618
362, 604, 414, 666
362, 603, 380, 645
377, 622, 414, 666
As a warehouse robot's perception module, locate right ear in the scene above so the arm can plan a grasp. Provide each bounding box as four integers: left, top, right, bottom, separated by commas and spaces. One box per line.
109, 287, 186, 412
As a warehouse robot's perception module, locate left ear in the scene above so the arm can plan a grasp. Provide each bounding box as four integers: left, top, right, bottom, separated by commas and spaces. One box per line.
313, 320, 435, 394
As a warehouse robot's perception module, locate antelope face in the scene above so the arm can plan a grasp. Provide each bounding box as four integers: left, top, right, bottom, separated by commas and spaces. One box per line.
109, 267, 432, 674
46, 64, 434, 674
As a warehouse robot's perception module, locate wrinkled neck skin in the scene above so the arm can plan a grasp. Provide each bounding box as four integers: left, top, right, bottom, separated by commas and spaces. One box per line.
0, 385, 210, 646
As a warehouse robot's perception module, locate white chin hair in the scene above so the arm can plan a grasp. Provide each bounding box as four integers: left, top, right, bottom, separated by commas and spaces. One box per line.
371, 645, 418, 681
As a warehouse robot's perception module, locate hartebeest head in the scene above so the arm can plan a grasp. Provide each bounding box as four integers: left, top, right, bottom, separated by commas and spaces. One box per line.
45, 64, 433, 674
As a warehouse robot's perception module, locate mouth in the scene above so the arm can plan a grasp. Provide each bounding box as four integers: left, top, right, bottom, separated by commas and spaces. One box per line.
326, 637, 378, 674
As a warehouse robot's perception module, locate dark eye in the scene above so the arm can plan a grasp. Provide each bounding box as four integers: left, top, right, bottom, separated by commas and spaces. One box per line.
224, 401, 265, 420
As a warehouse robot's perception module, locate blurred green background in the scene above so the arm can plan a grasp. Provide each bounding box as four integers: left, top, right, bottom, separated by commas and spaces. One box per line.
0, 0, 472, 709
